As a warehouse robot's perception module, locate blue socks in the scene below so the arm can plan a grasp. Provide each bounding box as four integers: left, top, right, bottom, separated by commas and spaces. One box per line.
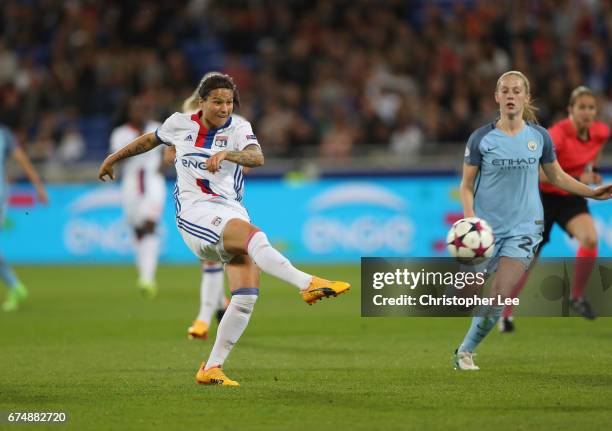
0, 254, 19, 289
458, 305, 503, 353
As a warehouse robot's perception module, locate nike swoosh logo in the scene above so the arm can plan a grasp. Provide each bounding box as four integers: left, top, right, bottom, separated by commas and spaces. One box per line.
486, 147, 495, 151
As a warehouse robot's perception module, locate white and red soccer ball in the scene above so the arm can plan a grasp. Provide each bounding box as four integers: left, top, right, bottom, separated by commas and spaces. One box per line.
446, 217, 494, 263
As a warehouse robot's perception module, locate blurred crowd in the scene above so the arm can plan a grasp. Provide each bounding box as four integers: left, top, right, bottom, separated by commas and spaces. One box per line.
1, 0, 611, 164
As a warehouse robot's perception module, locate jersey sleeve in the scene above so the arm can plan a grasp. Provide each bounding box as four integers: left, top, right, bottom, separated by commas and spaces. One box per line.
233, 121, 260, 151
155, 113, 180, 146
109, 128, 124, 153
547, 124, 565, 154
538, 126, 557, 164
464, 129, 483, 166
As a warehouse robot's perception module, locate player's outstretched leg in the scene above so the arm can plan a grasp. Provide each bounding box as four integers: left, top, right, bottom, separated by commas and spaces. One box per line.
188, 260, 225, 340
223, 219, 350, 304
300, 275, 351, 305
1, 255, 28, 312
228, 222, 349, 304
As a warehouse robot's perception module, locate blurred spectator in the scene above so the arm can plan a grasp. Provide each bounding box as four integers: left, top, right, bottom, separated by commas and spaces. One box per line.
0, 0, 610, 166
56, 124, 86, 163
258, 100, 293, 157
319, 106, 359, 161
389, 102, 424, 156
0, 39, 18, 85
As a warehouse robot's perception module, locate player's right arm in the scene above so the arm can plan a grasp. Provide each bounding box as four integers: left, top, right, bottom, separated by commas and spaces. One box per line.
98, 132, 160, 181
460, 164, 479, 217
461, 127, 485, 217
206, 144, 264, 173
162, 145, 176, 167
206, 120, 264, 173
12, 146, 49, 204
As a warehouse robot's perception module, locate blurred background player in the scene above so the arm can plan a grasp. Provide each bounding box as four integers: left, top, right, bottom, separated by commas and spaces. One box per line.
98, 72, 350, 386
109, 98, 164, 298
1, 124, 48, 311
454, 71, 612, 371
164, 84, 231, 340
500, 86, 610, 331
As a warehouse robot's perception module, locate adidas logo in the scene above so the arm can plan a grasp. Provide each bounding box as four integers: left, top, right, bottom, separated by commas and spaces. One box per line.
185, 134, 193, 141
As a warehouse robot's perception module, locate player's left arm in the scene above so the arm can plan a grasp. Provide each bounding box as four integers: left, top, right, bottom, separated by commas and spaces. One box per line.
541, 160, 612, 200
585, 148, 604, 185
12, 147, 49, 204
98, 132, 161, 181
587, 124, 610, 185
206, 144, 264, 173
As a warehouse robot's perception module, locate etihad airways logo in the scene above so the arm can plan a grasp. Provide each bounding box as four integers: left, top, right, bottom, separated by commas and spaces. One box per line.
492, 157, 537, 170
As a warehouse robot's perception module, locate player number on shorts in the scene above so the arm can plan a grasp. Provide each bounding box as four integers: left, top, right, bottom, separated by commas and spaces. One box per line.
518, 235, 538, 255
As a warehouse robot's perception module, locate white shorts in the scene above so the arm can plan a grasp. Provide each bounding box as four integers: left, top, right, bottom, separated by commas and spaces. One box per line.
177, 200, 250, 263
121, 175, 166, 227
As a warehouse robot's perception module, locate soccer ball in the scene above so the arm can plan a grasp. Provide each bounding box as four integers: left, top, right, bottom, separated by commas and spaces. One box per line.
446, 217, 494, 263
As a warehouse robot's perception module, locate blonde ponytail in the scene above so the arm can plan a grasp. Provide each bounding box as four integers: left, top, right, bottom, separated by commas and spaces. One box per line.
181, 89, 200, 114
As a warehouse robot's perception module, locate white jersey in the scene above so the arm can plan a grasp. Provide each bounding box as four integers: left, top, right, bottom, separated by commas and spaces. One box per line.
155, 112, 259, 217
110, 121, 163, 181
110, 121, 165, 226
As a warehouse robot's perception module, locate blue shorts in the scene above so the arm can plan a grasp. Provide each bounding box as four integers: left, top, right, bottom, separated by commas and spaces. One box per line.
469, 233, 542, 275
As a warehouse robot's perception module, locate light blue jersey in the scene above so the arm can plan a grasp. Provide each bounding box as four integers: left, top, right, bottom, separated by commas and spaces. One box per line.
464, 122, 556, 239
0, 126, 16, 224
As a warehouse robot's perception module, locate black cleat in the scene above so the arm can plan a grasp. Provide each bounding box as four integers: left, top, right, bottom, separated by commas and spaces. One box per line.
498, 317, 515, 333
569, 297, 596, 320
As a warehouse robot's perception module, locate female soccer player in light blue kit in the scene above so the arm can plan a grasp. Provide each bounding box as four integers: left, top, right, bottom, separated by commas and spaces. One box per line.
453, 71, 612, 370
0, 125, 48, 311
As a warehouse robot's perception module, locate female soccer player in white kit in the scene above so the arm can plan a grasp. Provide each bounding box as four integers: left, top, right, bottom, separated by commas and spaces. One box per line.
99, 73, 350, 386
166, 84, 231, 340
109, 98, 164, 298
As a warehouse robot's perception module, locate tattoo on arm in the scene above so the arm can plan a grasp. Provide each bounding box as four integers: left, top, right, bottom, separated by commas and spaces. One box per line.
111, 133, 160, 162
224, 145, 264, 167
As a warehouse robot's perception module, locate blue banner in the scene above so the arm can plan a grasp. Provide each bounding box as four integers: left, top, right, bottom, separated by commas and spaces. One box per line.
1, 177, 611, 263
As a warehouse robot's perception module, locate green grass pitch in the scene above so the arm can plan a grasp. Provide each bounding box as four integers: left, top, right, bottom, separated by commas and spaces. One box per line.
1, 264, 611, 430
